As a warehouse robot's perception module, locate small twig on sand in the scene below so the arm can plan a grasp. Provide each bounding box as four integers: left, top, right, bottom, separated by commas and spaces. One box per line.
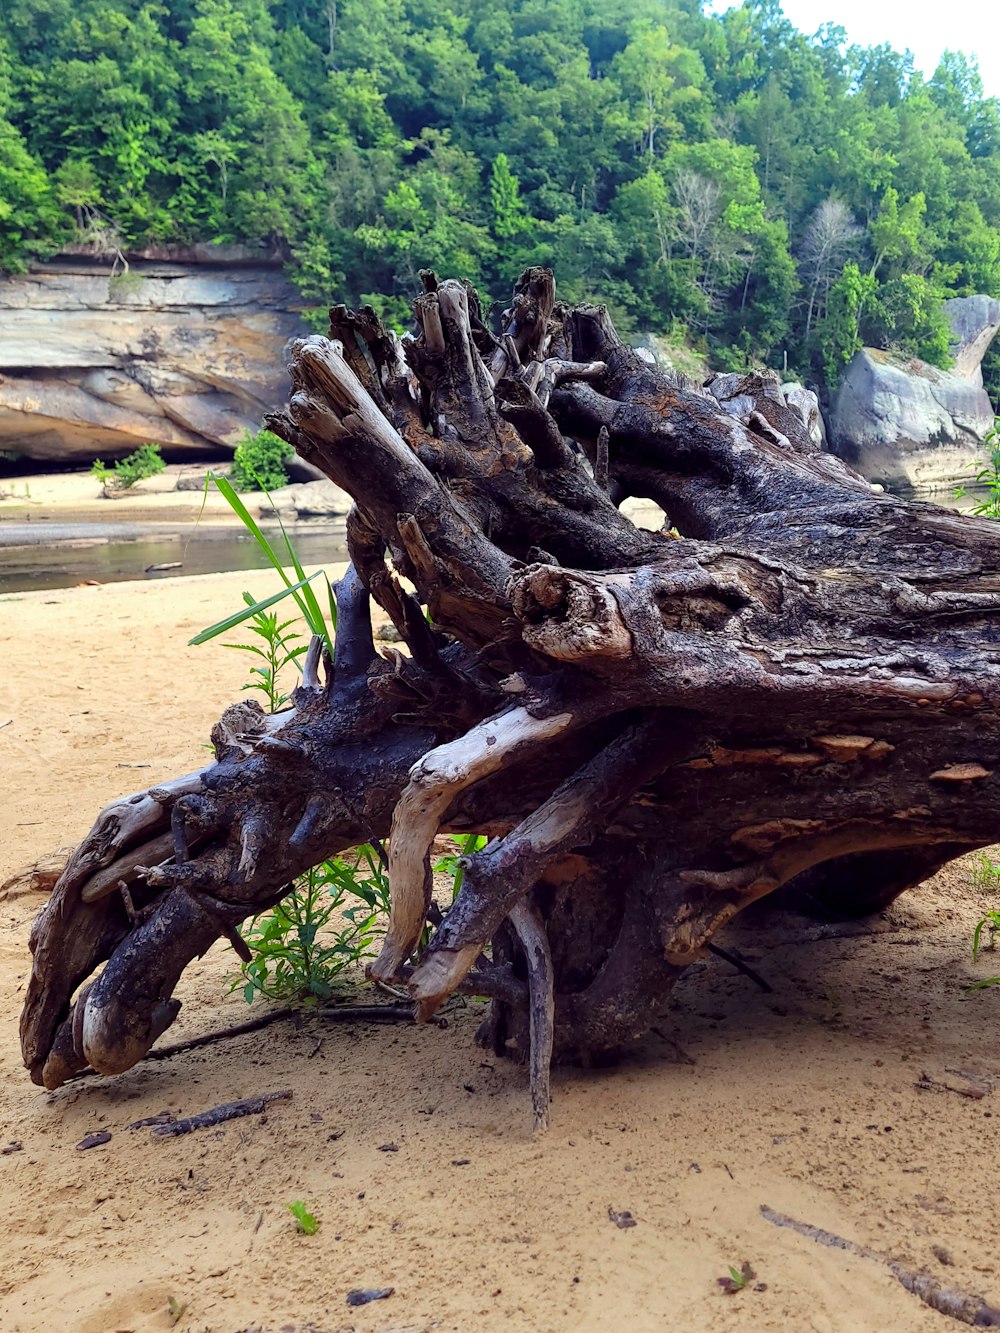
706, 943, 773, 993
68, 1003, 428, 1082
153, 1089, 293, 1137
916, 1071, 990, 1100
320, 1004, 415, 1023
650, 1027, 696, 1065
761, 1205, 1000, 1326
67, 1008, 302, 1079
373, 979, 412, 1002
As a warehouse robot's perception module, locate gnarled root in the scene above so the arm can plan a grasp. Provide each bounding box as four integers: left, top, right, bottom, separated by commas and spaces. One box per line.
22, 267, 1000, 1127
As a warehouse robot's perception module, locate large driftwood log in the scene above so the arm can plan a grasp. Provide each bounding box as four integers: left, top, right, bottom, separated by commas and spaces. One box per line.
20, 269, 1000, 1123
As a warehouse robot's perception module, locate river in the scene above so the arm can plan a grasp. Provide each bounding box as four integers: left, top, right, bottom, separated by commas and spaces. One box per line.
0, 487, 987, 597
0, 513, 349, 595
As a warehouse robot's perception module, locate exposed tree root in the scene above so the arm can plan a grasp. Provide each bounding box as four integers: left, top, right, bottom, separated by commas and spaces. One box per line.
19, 267, 1000, 1132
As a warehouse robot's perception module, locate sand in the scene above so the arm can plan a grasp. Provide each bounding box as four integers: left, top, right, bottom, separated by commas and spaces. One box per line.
2, 569, 1000, 1333
0, 466, 241, 523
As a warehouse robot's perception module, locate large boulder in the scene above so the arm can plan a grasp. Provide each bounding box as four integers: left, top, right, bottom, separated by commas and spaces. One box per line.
0, 248, 308, 464
828, 295, 999, 491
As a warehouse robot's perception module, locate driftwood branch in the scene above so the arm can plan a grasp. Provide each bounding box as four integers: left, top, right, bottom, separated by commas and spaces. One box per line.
761, 1206, 1000, 1327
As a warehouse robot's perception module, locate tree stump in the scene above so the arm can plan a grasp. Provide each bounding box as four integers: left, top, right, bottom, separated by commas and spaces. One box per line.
21, 269, 1000, 1129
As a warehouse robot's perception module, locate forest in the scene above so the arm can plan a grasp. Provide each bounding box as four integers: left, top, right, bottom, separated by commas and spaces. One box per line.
1, 0, 999, 398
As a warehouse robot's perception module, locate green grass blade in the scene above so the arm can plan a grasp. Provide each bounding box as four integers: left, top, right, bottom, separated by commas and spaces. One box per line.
189, 572, 322, 645
212, 472, 334, 653
267, 493, 332, 649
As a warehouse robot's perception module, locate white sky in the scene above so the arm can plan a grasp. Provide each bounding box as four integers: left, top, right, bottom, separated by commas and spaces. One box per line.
711, 0, 999, 99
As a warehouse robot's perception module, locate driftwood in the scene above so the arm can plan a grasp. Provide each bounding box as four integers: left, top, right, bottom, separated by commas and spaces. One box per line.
761, 1206, 1000, 1326
151, 1089, 293, 1137
18, 268, 1000, 1127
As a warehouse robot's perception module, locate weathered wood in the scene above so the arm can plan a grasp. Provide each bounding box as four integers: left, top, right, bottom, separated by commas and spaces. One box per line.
151, 1089, 292, 1137
760, 1206, 1000, 1326
19, 268, 1000, 1127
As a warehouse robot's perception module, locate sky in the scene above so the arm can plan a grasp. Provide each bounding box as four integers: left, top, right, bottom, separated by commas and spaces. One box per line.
712, 0, 998, 99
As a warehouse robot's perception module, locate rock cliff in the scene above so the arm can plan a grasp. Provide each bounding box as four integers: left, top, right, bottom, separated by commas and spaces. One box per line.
828, 295, 1000, 491
0, 248, 308, 463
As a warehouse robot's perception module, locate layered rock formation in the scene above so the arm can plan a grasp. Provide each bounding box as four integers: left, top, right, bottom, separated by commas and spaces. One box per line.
0, 248, 308, 463
828, 295, 1000, 491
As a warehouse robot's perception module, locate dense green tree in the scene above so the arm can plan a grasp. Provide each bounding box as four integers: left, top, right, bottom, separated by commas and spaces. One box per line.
0, 0, 996, 399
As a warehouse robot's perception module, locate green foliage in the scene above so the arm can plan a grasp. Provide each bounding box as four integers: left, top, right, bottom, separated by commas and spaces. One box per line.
197, 469, 395, 1002
434, 833, 489, 902
90, 443, 165, 490
224, 596, 307, 710
8, 2, 997, 404
815, 262, 876, 388
970, 851, 1000, 893
956, 418, 1000, 518
228, 428, 295, 493
969, 852, 1000, 989
236, 857, 386, 1002
192, 471, 336, 656
718, 1260, 756, 1294
489, 152, 525, 240
286, 1201, 318, 1235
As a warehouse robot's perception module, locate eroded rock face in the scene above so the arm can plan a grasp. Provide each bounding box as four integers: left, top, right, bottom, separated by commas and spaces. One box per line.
943, 295, 1000, 385
0, 251, 308, 463
828, 296, 999, 491
781, 381, 826, 447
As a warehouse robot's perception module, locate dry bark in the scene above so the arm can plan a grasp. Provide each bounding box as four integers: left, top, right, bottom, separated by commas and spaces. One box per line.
20, 268, 1000, 1123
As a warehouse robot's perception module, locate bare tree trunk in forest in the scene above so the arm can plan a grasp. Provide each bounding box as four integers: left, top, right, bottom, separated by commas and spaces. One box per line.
20, 267, 1000, 1128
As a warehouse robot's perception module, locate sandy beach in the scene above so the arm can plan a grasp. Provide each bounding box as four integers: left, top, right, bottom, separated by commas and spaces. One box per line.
2, 568, 1000, 1333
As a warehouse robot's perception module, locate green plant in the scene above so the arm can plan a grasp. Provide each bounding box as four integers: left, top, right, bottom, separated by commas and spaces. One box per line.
228, 428, 295, 493
969, 851, 1000, 988
91, 443, 165, 491
107, 268, 144, 301
286, 1201, 318, 1235
970, 852, 1000, 893
970, 913, 1000, 989
195, 471, 394, 1004
957, 419, 1000, 518
235, 853, 387, 1003
224, 596, 307, 711
434, 833, 489, 901
973, 908, 1000, 960
191, 472, 336, 657
718, 1261, 756, 1294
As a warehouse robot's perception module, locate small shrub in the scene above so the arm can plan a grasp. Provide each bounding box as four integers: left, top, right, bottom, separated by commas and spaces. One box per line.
107, 269, 145, 302
970, 852, 1000, 894
970, 851, 1000, 988
91, 444, 165, 491
234, 851, 389, 1003
224, 596, 308, 711
957, 418, 1000, 518
229, 428, 295, 492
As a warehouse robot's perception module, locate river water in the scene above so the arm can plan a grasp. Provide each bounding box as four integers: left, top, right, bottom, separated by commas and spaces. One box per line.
0, 514, 349, 595
0, 488, 987, 597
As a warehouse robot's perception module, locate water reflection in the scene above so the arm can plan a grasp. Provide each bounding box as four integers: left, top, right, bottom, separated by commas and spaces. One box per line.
0, 522, 348, 595
0, 484, 990, 596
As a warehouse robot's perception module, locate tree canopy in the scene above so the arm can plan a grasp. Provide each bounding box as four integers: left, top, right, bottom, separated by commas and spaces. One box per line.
1, 0, 998, 395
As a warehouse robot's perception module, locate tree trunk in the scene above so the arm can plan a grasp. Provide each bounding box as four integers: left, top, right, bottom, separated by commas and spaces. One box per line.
20, 268, 1000, 1128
